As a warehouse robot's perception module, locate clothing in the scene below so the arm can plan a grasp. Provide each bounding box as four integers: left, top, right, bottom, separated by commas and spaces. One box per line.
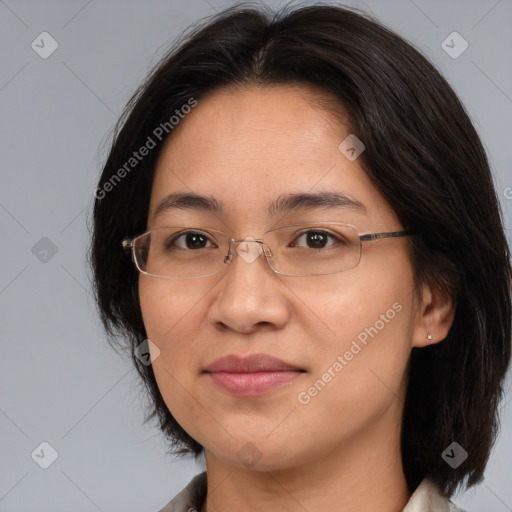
158, 471, 465, 512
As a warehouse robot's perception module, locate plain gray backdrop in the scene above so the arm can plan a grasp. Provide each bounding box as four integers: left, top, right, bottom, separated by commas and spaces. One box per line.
1, 0, 511, 510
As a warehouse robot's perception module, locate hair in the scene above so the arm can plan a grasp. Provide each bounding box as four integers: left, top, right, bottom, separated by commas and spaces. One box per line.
89, 1, 512, 498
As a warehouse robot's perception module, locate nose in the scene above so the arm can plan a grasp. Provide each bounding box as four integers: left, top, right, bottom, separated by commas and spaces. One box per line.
207, 238, 290, 334
223, 237, 270, 266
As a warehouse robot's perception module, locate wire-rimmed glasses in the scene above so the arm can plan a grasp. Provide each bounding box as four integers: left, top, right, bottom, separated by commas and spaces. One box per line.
122, 222, 416, 279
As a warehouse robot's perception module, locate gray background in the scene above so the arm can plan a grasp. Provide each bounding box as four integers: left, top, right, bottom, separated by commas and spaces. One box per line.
0, 0, 511, 510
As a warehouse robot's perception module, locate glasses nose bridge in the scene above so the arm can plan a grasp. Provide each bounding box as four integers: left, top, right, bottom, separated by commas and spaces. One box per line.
224, 236, 273, 268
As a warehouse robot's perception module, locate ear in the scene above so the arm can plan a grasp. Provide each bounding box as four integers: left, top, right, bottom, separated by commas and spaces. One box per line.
412, 281, 456, 348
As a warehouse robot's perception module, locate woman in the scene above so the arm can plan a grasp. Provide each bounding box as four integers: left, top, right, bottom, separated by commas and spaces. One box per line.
90, 4, 511, 511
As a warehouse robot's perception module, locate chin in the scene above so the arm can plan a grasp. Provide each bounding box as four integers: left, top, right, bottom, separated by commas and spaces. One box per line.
204, 435, 309, 473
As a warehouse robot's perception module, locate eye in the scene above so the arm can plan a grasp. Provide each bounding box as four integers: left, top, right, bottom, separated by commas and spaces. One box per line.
289, 230, 346, 250
166, 231, 216, 250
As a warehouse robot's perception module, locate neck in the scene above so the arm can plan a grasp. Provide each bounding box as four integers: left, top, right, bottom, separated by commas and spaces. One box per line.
200, 406, 410, 512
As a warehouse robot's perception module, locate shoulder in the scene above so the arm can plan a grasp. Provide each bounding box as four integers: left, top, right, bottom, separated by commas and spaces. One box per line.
403, 478, 466, 512
157, 471, 207, 512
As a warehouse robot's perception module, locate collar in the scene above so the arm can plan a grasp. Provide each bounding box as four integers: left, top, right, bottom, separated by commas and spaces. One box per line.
403, 478, 464, 512
158, 472, 464, 512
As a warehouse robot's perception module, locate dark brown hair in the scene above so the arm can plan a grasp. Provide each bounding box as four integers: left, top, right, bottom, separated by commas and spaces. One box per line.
89, 2, 512, 497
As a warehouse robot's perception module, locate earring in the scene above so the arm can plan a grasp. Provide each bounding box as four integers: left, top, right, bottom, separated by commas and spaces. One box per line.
427, 332, 433, 340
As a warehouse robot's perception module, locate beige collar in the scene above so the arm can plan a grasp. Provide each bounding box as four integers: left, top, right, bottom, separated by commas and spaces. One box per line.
403, 478, 464, 512
158, 472, 464, 512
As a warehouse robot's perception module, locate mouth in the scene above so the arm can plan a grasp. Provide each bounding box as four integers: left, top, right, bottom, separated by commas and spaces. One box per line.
203, 353, 306, 397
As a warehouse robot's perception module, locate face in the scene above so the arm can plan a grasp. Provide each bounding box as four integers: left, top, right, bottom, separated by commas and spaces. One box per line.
139, 84, 423, 472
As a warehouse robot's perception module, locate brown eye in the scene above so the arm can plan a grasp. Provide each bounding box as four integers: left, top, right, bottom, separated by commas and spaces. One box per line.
166, 231, 215, 250
290, 230, 345, 250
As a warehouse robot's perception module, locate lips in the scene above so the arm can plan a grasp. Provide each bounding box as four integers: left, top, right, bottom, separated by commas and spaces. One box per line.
203, 354, 305, 396
204, 354, 302, 373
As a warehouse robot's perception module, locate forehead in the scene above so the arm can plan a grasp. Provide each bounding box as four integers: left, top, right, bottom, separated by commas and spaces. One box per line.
148, 85, 395, 228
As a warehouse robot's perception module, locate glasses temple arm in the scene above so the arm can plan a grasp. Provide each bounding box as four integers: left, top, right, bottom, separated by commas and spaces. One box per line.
359, 230, 417, 242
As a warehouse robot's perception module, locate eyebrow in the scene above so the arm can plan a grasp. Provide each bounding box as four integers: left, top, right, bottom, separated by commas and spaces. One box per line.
153, 191, 367, 218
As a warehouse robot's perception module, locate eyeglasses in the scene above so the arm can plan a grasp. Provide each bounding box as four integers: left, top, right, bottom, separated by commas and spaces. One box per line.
122, 222, 416, 279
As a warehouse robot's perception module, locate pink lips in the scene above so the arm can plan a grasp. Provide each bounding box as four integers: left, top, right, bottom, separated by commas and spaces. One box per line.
203, 354, 304, 397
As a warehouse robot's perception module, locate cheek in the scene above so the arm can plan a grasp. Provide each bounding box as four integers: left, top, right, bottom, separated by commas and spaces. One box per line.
139, 279, 210, 435
311, 249, 416, 385
138, 276, 211, 341
294, 290, 414, 448
138, 278, 207, 386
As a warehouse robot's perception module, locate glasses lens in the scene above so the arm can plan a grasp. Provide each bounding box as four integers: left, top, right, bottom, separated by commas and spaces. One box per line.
134, 227, 225, 278
266, 223, 361, 276
133, 223, 362, 278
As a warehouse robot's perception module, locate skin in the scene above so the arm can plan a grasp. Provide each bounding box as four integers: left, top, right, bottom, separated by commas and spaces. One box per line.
139, 84, 455, 512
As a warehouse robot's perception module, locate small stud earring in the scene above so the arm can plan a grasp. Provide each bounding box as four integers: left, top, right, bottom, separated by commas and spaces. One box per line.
427, 332, 433, 340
